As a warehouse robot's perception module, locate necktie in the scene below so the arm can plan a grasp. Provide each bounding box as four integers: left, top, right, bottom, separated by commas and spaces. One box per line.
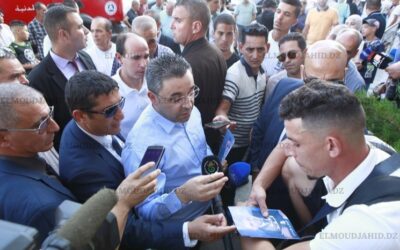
111, 136, 122, 156
110, 56, 121, 76
69, 59, 80, 74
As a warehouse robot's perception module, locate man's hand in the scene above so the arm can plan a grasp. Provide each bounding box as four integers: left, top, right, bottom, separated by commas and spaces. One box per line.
386, 61, 400, 79
188, 214, 236, 242
116, 162, 160, 210
176, 172, 228, 204
247, 184, 269, 217
213, 115, 237, 132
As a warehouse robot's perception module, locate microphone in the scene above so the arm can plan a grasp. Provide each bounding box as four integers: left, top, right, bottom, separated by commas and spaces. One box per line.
42, 188, 118, 250
360, 40, 392, 69
227, 162, 250, 188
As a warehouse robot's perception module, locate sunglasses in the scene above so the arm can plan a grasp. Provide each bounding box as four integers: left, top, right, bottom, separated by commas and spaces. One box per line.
85, 97, 125, 118
277, 50, 299, 62
0, 106, 54, 134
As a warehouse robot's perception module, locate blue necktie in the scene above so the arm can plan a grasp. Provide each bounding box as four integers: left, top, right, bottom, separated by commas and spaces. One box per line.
111, 136, 122, 156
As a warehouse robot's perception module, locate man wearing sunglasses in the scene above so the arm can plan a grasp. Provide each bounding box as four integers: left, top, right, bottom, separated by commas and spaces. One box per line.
262, 0, 301, 77
265, 32, 306, 100
0, 83, 160, 245
59, 70, 234, 248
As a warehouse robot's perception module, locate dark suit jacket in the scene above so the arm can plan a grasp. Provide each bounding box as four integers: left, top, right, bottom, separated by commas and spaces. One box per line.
28, 50, 96, 151
59, 120, 125, 203
182, 37, 227, 153
249, 77, 304, 171
0, 157, 76, 244
59, 120, 186, 249
159, 33, 181, 55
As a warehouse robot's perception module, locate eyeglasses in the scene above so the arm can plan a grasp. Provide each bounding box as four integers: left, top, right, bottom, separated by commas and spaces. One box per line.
277, 50, 299, 62
85, 97, 125, 118
0, 106, 54, 134
154, 86, 200, 104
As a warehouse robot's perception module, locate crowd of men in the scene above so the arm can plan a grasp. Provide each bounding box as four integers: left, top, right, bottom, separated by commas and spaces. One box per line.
0, 0, 400, 249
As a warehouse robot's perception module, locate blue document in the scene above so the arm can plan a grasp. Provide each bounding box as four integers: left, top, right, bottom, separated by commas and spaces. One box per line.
228, 206, 299, 239
217, 129, 235, 162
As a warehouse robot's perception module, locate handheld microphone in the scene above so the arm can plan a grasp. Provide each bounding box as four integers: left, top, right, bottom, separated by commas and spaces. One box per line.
42, 188, 118, 250
360, 40, 392, 69
228, 162, 250, 188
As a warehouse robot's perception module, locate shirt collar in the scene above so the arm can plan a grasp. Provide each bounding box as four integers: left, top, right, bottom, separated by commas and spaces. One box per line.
240, 57, 264, 77
149, 105, 185, 134
76, 122, 113, 149
114, 68, 148, 96
50, 50, 79, 70
322, 145, 390, 208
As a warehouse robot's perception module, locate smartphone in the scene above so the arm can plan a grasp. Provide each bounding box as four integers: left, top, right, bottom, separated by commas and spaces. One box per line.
140, 145, 165, 170
205, 120, 230, 129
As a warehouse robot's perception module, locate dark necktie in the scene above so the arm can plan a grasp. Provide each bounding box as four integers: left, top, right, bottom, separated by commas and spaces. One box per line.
110, 56, 121, 76
69, 59, 80, 74
111, 136, 122, 156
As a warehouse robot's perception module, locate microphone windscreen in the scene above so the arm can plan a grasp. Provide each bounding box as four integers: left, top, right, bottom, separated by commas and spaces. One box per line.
360, 47, 374, 61
228, 162, 250, 187
57, 188, 118, 249
202, 155, 221, 175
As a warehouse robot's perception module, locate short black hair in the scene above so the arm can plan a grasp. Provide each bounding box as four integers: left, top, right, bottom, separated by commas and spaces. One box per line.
10, 20, 26, 28
146, 54, 191, 94
176, 0, 210, 33
263, 0, 277, 9
240, 23, 268, 44
278, 32, 306, 51
281, 0, 302, 17
279, 79, 365, 131
65, 70, 119, 114
366, 0, 381, 10
213, 13, 236, 32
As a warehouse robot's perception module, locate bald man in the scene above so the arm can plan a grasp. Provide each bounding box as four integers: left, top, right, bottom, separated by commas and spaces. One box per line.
112, 33, 151, 138
248, 40, 349, 226
131, 15, 174, 58
335, 28, 366, 92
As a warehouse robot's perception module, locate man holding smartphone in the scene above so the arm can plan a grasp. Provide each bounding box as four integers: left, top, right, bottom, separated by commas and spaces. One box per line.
122, 55, 228, 234
60, 70, 234, 249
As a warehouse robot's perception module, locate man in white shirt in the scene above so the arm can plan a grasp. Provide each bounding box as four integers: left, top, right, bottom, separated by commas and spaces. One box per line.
0, 10, 14, 47
113, 33, 151, 138
261, 0, 301, 77
86, 17, 119, 76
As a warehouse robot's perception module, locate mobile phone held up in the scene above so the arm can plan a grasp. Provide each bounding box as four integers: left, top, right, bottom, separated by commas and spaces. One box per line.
204, 120, 230, 129
140, 146, 165, 173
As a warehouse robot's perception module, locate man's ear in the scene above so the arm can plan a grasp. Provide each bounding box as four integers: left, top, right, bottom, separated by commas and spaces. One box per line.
148, 91, 158, 105
115, 52, 123, 65
72, 109, 86, 123
0, 133, 11, 148
326, 136, 342, 158
192, 20, 203, 35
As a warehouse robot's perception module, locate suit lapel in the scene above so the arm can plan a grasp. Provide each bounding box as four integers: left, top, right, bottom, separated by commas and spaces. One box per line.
45, 54, 68, 92
71, 122, 124, 175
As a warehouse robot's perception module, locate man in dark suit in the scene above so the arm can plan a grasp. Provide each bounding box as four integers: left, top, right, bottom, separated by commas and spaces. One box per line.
0, 83, 159, 244
28, 5, 96, 151
60, 70, 236, 249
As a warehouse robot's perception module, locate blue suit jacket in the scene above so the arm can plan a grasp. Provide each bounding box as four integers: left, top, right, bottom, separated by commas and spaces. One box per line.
249, 77, 304, 170
59, 121, 186, 249
0, 157, 76, 243
59, 120, 125, 203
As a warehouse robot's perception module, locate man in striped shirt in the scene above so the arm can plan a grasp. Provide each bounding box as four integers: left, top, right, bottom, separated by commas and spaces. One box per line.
214, 23, 269, 206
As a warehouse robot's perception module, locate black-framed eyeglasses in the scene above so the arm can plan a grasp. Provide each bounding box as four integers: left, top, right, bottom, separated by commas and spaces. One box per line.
154, 86, 200, 104
277, 50, 299, 62
84, 97, 125, 118
0, 106, 54, 134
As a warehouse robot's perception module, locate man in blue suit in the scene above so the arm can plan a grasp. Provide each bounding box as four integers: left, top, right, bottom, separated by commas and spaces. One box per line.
0, 83, 159, 245
60, 70, 235, 249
